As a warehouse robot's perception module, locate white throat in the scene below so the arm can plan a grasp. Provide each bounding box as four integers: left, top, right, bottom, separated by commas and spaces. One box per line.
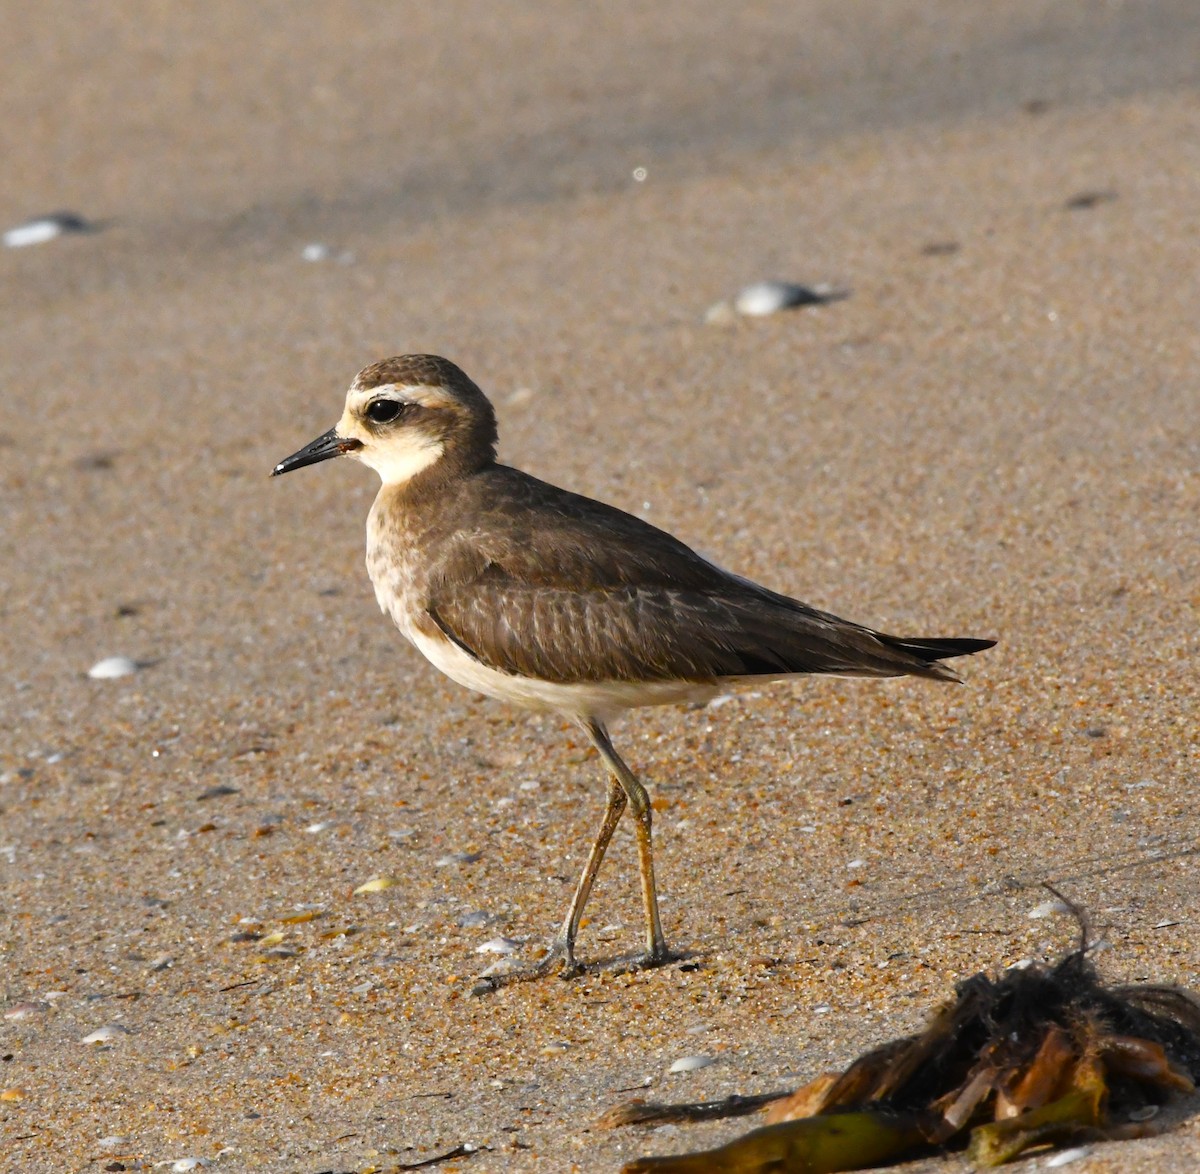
357, 435, 444, 487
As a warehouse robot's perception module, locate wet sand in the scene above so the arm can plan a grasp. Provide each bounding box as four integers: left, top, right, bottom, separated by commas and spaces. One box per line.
2, 2, 1200, 1170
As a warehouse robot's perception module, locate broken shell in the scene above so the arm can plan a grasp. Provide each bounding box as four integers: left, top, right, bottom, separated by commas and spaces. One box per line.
475, 936, 521, 955
669, 1055, 716, 1074
3, 211, 96, 248
3, 1000, 50, 1020
81, 1024, 130, 1044
1045, 1146, 1093, 1167
87, 655, 138, 680
733, 281, 829, 316
1028, 899, 1072, 919
354, 876, 398, 894
436, 851, 482, 866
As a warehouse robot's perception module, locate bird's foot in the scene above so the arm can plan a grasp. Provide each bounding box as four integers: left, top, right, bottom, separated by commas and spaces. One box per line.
596, 943, 681, 978
470, 935, 580, 996
470, 939, 683, 995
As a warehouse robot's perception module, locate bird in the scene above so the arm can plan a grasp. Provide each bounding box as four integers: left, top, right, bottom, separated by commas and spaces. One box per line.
273, 354, 995, 988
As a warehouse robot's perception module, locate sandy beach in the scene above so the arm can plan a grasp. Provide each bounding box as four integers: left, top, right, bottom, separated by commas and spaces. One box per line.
3, 2, 1200, 1170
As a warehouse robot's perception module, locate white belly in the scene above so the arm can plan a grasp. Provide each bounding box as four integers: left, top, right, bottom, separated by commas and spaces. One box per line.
407, 625, 719, 721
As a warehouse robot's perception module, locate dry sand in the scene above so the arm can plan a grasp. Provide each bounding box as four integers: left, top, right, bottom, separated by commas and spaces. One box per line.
2, 2, 1200, 1171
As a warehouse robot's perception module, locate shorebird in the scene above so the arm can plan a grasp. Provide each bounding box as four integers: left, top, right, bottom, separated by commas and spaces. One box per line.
273, 355, 994, 987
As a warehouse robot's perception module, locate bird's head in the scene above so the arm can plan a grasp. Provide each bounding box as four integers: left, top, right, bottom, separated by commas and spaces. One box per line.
272, 354, 498, 487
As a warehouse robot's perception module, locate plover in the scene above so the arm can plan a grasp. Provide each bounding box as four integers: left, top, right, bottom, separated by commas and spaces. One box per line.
273, 355, 994, 986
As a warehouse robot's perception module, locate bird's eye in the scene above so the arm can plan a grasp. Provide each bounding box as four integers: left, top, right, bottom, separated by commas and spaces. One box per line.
365, 399, 404, 424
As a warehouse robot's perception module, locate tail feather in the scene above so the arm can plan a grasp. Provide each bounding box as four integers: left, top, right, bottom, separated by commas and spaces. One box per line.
885, 636, 997, 662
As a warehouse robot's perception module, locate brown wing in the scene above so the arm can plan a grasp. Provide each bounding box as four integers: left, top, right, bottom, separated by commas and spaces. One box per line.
428, 574, 961, 685
420, 466, 990, 684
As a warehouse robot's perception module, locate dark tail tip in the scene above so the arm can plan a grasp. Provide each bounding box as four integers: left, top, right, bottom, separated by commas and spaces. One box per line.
890, 636, 997, 662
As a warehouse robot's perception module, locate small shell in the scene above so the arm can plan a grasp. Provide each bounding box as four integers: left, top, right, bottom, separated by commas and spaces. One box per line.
4, 1000, 50, 1020
87, 656, 138, 680
475, 936, 521, 955
1046, 1146, 1093, 1167
436, 851, 482, 866
1028, 899, 1072, 919
4, 212, 95, 248
279, 909, 322, 925
81, 1024, 130, 1044
733, 281, 828, 316
172, 1159, 208, 1172
669, 1054, 716, 1074
354, 876, 398, 894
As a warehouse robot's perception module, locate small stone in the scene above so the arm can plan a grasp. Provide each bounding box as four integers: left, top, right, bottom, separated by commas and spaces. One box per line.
458, 910, 493, 929
171, 1160, 208, 1172
301, 242, 333, 261
197, 785, 238, 800
87, 656, 138, 680
669, 1054, 716, 1074
98, 1137, 132, 1150
0, 1087, 26, 1101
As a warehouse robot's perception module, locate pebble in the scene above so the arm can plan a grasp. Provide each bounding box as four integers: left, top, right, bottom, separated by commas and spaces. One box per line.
475, 936, 521, 955
81, 1024, 130, 1044
668, 1054, 716, 1074
87, 655, 138, 680
3, 211, 97, 248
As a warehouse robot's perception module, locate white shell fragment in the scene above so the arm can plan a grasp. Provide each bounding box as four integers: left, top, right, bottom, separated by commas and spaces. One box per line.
1046, 1146, 1093, 1167
98, 1136, 132, 1150
3, 1000, 50, 1020
669, 1054, 716, 1074
172, 1160, 209, 1172
4, 211, 96, 248
87, 655, 138, 680
436, 851, 482, 866
475, 936, 521, 955
81, 1024, 130, 1044
301, 242, 354, 264
734, 281, 830, 316
1028, 898, 1072, 919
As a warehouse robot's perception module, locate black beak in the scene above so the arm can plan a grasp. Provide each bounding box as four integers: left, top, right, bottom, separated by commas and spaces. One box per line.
271, 428, 362, 476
